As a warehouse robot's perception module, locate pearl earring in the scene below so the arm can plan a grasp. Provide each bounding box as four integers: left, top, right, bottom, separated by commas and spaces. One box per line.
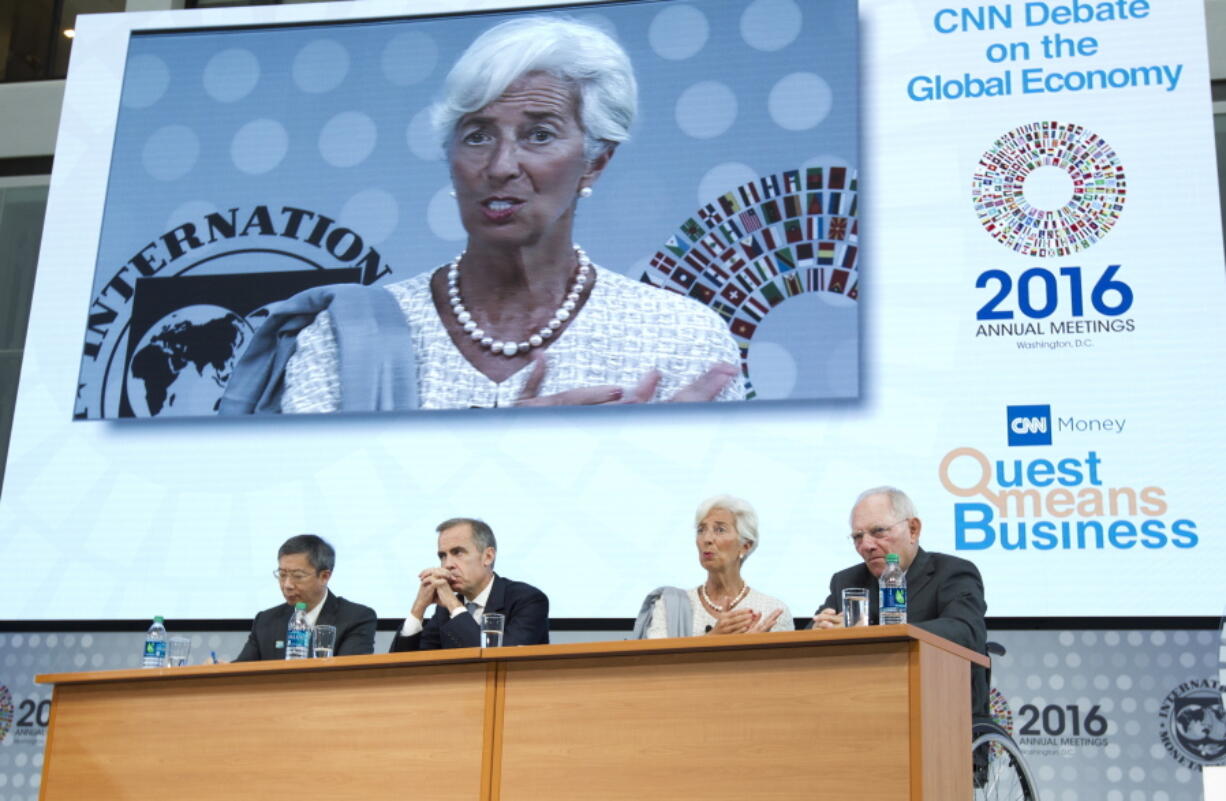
578, 186, 593, 199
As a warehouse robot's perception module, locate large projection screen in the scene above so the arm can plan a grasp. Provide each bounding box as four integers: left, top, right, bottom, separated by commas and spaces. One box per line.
2, 0, 1223, 622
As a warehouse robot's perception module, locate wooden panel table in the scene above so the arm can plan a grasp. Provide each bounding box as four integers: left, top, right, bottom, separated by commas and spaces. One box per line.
36, 650, 490, 801
36, 626, 986, 801
487, 626, 987, 801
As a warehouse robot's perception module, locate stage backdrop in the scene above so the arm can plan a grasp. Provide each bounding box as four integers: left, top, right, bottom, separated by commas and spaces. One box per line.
0, 0, 1223, 623
0, 624, 1222, 800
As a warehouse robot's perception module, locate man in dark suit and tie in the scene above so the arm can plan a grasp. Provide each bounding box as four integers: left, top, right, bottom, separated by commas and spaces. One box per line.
390, 518, 549, 651
234, 534, 377, 661
811, 487, 989, 719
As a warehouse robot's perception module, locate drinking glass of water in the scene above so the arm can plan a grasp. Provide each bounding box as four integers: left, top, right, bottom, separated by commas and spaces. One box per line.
482, 613, 505, 648
311, 625, 337, 658
841, 588, 870, 627
167, 636, 191, 667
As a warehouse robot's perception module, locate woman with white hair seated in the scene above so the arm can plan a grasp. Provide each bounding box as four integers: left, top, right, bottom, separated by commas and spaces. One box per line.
633, 496, 793, 638
280, 16, 744, 411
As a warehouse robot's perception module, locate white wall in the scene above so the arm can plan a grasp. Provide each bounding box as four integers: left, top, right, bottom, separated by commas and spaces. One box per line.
0, 0, 182, 160
0, 81, 63, 160
1209, 0, 1226, 79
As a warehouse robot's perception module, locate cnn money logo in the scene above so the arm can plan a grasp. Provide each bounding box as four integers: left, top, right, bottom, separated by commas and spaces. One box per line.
1007, 405, 1052, 447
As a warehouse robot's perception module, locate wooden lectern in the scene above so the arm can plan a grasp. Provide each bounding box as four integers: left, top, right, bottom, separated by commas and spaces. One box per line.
36, 625, 987, 800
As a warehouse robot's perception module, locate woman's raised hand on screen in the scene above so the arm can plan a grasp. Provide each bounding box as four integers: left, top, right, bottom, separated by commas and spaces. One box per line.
515, 356, 738, 406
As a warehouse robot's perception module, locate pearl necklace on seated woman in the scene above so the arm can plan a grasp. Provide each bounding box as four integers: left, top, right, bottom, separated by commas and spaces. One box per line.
698, 581, 750, 613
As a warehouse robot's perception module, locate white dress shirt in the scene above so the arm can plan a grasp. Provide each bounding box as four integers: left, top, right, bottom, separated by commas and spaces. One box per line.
304, 590, 329, 627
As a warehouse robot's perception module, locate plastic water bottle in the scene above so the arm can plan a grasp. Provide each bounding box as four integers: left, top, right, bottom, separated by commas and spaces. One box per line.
141, 616, 168, 668
285, 602, 310, 660
879, 554, 908, 625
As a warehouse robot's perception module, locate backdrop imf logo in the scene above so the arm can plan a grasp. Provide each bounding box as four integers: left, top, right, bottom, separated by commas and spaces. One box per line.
1006, 405, 1052, 446
1158, 678, 1226, 770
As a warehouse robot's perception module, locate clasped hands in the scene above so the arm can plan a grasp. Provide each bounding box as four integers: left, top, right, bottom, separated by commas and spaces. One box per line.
706, 605, 783, 636
516, 354, 739, 406
810, 608, 842, 630
410, 567, 463, 619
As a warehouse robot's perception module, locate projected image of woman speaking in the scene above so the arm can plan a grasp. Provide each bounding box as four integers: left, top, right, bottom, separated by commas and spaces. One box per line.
275, 18, 743, 412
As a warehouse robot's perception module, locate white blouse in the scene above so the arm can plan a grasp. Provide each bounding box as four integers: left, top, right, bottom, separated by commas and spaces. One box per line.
283, 264, 746, 411
646, 587, 795, 638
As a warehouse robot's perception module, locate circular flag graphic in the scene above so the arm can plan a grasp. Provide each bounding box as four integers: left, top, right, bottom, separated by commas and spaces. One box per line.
641, 166, 860, 400
988, 686, 1014, 735
0, 683, 13, 743
972, 121, 1125, 257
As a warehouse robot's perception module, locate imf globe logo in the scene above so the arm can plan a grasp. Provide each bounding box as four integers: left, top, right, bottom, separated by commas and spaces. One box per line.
125, 305, 258, 417
72, 214, 375, 420
1159, 679, 1226, 770
86, 265, 364, 419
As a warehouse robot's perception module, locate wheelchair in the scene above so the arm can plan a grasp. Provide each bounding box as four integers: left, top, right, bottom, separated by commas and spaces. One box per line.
972, 641, 1040, 801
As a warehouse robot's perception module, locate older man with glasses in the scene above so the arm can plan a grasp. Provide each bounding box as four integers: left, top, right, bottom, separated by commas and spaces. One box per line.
233, 534, 377, 661
811, 486, 990, 720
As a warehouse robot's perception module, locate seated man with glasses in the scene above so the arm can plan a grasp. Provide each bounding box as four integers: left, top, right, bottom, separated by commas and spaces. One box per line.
810, 486, 989, 719
234, 534, 377, 661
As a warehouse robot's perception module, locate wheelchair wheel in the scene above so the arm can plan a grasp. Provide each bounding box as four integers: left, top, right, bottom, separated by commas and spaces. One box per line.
972, 722, 1038, 801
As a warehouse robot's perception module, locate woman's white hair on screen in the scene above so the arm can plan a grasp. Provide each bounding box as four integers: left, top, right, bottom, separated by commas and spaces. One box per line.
431, 16, 638, 162
695, 495, 760, 562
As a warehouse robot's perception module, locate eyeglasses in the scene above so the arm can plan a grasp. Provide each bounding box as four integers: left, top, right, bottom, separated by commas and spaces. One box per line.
272, 569, 318, 582
849, 518, 909, 545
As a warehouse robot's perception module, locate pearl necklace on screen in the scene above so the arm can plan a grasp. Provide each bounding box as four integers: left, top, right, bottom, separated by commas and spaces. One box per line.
446, 245, 592, 358
699, 583, 749, 613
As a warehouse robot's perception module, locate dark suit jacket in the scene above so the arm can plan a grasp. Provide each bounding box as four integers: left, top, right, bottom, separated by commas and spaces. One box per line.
389, 575, 549, 651
817, 548, 990, 719
234, 592, 377, 661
